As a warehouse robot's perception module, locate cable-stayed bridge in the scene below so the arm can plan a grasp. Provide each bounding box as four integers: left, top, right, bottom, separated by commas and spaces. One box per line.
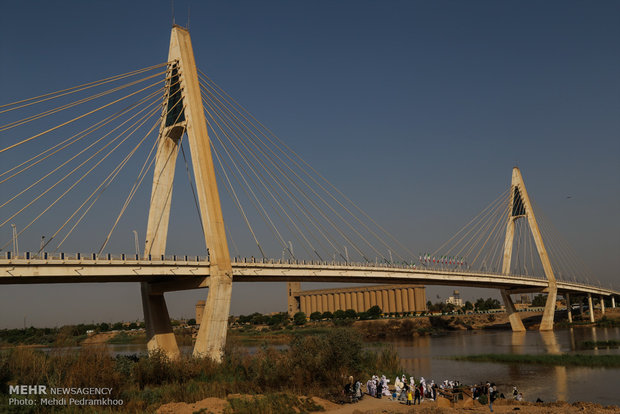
0, 26, 617, 361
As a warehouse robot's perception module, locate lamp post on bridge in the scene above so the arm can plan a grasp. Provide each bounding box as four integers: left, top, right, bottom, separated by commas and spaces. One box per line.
133, 230, 140, 258
11, 224, 18, 257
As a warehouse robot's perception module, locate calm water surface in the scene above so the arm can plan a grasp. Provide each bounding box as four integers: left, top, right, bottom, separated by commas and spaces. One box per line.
386, 327, 620, 406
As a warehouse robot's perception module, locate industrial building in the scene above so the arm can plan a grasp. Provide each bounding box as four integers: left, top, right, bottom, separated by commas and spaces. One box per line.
287, 282, 426, 316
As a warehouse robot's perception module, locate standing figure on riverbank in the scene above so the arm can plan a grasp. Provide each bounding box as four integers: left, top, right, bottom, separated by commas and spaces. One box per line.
414, 385, 421, 404
367, 378, 376, 397
381, 376, 391, 397
489, 383, 497, 412
394, 376, 402, 395
418, 380, 425, 402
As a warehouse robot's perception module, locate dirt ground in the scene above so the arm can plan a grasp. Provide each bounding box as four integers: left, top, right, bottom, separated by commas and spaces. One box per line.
316, 397, 620, 413
156, 395, 620, 414
81, 332, 117, 344
157, 397, 228, 414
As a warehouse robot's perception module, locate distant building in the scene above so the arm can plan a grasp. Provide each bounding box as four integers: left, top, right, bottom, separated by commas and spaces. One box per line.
445, 290, 463, 307
195, 300, 205, 325
287, 283, 426, 317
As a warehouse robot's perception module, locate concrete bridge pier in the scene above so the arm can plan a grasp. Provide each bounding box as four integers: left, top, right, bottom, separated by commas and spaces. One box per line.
500, 290, 525, 331
600, 296, 605, 314
565, 292, 572, 323
588, 293, 595, 323
141, 282, 180, 359
612, 297, 616, 308
539, 285, 557, 331
193, 274, 232, 360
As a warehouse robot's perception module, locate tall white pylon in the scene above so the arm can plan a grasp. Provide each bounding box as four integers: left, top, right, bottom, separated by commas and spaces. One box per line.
501, 167, 557, 331
141, 25, 233, 362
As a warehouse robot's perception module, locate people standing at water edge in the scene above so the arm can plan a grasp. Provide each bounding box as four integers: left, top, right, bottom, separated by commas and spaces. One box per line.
414, 385, 421, 404
489, 383, 497, 412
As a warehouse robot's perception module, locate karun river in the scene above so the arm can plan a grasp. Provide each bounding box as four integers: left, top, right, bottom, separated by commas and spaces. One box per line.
77, 326, 619, 406
387, 326, 619, 406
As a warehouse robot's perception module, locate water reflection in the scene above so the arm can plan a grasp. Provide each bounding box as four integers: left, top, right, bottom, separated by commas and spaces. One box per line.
510, 331, 525, 353
539, 331, 566, 402
591, 327, 599, 354
388, 327, 619, 405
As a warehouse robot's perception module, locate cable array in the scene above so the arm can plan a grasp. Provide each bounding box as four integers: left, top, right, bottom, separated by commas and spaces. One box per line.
0, 59, 602, 292
429, 186, 593, 284
198, 70, 415, 265
0, 62, 178, 255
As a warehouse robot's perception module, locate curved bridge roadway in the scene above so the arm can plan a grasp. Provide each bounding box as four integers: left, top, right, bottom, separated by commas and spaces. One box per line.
0, 257, 617, 299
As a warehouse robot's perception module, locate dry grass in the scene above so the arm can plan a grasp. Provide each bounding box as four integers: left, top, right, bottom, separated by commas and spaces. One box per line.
1, 327, 400, 413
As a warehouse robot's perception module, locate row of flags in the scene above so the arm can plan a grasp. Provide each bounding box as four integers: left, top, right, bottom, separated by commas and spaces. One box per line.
419, 253, 467, 266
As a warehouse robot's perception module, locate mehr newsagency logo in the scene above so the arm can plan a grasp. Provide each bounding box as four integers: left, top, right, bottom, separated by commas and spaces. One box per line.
8, 385, 124, 407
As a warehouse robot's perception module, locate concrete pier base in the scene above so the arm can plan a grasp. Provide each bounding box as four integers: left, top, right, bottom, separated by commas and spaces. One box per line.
565, 293, 572, 323
500, 289, 525, 332
588, 293, 595, 323
539, 286, 557, 331
600, 296, 605, 314
141, 282, 180, 359
612, 297, 616, 308
193, 274, 233, 361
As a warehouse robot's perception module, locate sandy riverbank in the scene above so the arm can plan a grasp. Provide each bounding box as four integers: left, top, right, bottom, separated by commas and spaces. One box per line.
157, 395, 620, 414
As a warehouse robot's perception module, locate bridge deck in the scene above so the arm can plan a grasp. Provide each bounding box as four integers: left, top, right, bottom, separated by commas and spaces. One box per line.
0, 259, 616, 297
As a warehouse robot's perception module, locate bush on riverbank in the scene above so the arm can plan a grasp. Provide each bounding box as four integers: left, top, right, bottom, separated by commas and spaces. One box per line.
0, 328, 400, 412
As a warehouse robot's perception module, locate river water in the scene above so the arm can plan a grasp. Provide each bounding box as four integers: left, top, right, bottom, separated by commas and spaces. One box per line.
68, 326, 620, 406
387, 327, 620, 406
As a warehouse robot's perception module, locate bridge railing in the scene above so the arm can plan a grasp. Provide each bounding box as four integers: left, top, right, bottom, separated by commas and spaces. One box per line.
1, 251, 209, 262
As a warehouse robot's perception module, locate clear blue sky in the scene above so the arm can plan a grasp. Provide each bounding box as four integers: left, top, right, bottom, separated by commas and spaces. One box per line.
0, 1, 618, 328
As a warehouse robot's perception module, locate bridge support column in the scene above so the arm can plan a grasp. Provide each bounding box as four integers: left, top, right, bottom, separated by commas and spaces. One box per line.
612, 297, 616, 308
157, 26, 233, 362
194, 277, 232, 360
500, 290, 525, 332
540, 286, 557, 331
600, 296, 605, 315
565, 293, 572, 323
500, 168, 559, 332
141, 282, 180, 359
588, 293, 595, 323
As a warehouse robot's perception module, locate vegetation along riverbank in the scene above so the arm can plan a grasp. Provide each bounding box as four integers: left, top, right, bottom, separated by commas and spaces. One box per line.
0, 328, 400, 413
